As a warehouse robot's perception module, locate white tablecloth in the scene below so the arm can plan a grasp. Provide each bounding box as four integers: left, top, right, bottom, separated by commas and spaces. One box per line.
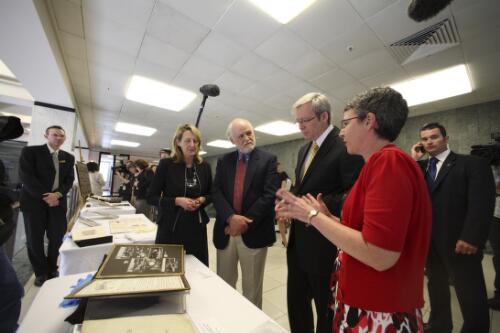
59, 214, 157, 276
81, 200, 136, 216
19, 256, 287, 333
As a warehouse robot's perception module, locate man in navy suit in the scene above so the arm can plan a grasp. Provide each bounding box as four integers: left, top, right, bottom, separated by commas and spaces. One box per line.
212, 118, 279, 308
411, 122, 495, 333
19, 125, 75, 286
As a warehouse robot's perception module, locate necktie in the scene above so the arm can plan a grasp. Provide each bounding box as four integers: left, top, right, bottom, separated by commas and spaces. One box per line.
232, 156, 247, 214
302, 143, 319, 180
52, 151, 59, 191
425, 157, 438, 190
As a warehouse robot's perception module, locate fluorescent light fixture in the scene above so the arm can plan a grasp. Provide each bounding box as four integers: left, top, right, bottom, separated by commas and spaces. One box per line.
0, 59, 16, 79
110, 139, 140, 147
249, 0, 317, 24
390, 64, 472, 107
0, 112, 32, 124
255, 120, 300, 136
115, 122, 157, 136
207, 140, 235, 149
199, 150, 207, 156
126, 75, 196, 111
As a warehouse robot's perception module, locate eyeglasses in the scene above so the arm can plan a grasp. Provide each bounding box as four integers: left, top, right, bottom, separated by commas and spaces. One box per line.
295, 116, 316, 125
341, 116, 361, 128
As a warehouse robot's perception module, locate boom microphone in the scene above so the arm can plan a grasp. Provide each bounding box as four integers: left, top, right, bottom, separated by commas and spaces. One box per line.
196, 84, 220, 127
408, 0, 454, 22
199, 84, 220, 97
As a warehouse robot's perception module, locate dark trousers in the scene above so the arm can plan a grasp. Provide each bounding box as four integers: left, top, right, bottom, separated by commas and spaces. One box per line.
490, 217, 500, 297
0, 246, 24, 333
23, 206, 67, 277
287, 248, 331, 333
426, 243, 489, 333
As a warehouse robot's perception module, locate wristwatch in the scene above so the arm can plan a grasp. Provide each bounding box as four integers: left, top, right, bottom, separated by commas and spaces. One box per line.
306, 209, 319, 227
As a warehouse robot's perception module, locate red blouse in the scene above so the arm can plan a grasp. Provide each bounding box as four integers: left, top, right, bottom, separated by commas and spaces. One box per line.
337, 145, 432, 312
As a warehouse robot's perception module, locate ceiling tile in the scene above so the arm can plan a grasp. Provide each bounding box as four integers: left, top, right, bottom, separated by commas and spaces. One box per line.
159, 0, 233, 28
329, 82, 367, 103
310, 68, 357, 91
402, 46, 464, 77
84, 0, 155, 30
52, 0, 84, 37
134, 59, 177, 83
147, 2, 210, 54
320, 23, 384, 65
195, 31, 248, 68
86, 41, 136, 74
255, 28, 311, 68
288, 0, 363, 49
175, 56, 225, 82
360, 66, 409, 88
341, 48, 399, 80
214, 71, 255, 94
138, 35, 190, 70
231, 52, 281, 81
283, 49, 336, 81
213, 0, 281, 49
348, 0, 397, 19
58, 31, 86, 60
84, 10, 144, 57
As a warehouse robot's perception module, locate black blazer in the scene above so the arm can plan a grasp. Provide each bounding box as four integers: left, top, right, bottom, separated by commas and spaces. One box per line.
418, 152, 495, 257
19, 144, 75, 212
212, 148, 280, 249
135, 168, 154, 200
289, 127, 364, 275
147, 158, 212, 227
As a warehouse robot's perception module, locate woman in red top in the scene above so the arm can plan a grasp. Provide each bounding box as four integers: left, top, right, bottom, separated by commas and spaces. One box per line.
277, 87, 432, 333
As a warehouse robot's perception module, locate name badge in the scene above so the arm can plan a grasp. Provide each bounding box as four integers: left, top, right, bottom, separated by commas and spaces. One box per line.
59, 160, 66, 163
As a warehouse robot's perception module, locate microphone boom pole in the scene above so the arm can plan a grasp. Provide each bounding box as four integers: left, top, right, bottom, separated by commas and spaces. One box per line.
195, 84, 220, 128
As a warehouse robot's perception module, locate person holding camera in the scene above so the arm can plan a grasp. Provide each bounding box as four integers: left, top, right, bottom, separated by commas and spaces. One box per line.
133, 159, 154, 220
115, 161, 137, 202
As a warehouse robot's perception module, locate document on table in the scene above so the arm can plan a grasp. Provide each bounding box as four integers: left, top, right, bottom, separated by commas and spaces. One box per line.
82, 314, 197, 333
109, 217, 156, 234
72, 276, 186, 297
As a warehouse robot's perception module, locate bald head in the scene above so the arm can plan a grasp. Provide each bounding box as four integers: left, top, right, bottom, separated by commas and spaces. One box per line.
227, 118, 256, 154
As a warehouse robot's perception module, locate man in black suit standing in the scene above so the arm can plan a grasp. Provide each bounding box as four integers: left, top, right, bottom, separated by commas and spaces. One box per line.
19, 125, 75, 286
285, 93, 363, 333
212, 118, 279, 309
411, 122, 495, 333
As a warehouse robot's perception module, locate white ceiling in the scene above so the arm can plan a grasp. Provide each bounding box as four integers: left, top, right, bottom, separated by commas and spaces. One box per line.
1, 0, 500, 157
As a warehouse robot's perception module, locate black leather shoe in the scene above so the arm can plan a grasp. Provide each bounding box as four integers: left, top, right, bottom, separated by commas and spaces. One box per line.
34, 275, 46, 287
48, 271, 59, 279
488, 297, 500, 310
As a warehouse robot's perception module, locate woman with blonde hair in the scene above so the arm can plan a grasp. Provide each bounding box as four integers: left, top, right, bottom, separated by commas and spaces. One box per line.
148, 124, 212, 265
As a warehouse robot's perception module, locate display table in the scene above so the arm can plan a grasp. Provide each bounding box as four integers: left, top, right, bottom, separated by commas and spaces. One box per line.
81, 199, 136, 216
18, 255, 287, 333
59, 214, 157, 276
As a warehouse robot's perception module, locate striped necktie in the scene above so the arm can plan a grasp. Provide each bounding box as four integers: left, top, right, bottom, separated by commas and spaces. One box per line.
52, 151, 59, 191
302, 143, 319, 180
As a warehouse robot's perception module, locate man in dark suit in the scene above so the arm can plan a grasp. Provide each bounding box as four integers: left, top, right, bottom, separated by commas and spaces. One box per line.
285, 93, 363, 333
19, 125, 75, 286
411, 122, 495, 333
212, 118, 279, 308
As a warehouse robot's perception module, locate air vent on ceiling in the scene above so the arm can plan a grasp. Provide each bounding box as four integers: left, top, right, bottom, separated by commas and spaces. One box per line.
390, 18, 461, 65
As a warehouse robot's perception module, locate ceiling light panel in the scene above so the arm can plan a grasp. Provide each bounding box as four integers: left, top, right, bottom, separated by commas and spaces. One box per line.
110, 139, 140, 147
249, 0, 317, 24
207, 140, 235, 149
390, 64, 472, 107
255, 120, 300, 136
126, 75, 196, 111
115, 122, 157, 136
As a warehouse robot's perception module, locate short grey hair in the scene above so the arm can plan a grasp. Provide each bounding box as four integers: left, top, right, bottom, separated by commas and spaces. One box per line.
345, 87, 408, 142
226, 118, 253, 140
292, 92, 331, 123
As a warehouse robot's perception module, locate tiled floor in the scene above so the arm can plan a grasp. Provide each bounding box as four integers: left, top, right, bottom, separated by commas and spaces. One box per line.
19, 219, 500, 332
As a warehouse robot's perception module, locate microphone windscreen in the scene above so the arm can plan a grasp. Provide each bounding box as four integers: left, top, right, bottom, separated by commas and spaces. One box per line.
408, 0, 454, 22
199, 84, 220, 97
